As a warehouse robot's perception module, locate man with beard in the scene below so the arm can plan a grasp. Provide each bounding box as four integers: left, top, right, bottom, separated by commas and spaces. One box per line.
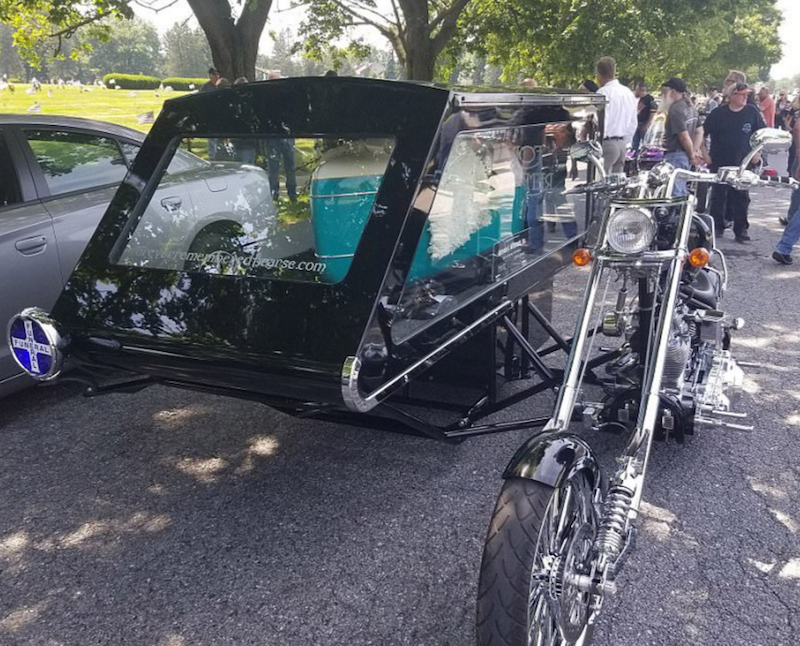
701, 83, 766, 242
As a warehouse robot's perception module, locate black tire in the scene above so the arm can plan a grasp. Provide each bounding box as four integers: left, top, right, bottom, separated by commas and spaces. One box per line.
477, 474, 597, 646
477, 478, 553, 646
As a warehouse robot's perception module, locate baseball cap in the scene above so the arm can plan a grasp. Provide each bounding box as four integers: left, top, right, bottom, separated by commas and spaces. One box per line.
661, 77, 687, 94
731, 82, 753, 95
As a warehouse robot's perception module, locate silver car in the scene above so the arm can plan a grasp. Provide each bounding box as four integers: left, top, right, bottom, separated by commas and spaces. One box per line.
0, 115, 273, 396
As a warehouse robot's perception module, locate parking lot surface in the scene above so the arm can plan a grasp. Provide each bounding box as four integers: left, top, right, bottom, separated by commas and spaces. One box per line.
1, 184, 799, 646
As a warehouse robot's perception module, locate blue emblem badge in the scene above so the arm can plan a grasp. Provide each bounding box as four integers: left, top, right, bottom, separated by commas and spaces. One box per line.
7, 308, 64, 380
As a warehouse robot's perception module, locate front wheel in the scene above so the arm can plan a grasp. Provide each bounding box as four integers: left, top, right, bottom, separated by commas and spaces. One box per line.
477, 472, 599, 646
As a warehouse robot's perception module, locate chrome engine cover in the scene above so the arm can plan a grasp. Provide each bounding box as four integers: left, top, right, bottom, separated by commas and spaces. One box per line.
694, 347, 745, 412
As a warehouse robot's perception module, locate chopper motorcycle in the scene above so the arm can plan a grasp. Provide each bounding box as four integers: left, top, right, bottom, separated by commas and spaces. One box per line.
476, 128, 797, 646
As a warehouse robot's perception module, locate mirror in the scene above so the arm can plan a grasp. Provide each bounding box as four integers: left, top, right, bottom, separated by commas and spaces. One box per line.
749, 128, 792, 154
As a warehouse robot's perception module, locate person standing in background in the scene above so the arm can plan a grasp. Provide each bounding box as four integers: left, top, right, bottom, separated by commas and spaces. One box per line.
596, 57, 637, 174
706, 87, 721, 114
758, 86, 776, 128
773, 99, 800, 264
776, 90, 791, 128
632, 81, 657, 151
702, 83, 767, 243
660, 77, 702, 196
200, 67, 220, 93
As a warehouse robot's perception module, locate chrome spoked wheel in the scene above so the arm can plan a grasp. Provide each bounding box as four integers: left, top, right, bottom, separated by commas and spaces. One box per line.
527, 472, 598, 646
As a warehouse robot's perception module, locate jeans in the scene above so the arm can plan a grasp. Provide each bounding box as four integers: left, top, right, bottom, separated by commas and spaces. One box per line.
664, 151, 691, 196
776, 201, 800, 255
631, 128, 644, 152
787, 158, 799, 223
265, 139, 297, 200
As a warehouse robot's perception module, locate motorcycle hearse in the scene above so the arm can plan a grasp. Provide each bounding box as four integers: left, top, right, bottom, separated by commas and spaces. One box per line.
7, 77, 797, 645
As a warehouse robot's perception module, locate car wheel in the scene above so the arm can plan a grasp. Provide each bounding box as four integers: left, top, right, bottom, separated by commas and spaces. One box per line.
184, 222, 246, 274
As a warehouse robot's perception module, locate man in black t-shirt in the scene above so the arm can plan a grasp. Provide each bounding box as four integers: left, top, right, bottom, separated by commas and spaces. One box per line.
702, 83, 766, 242
632, 81, 656, 151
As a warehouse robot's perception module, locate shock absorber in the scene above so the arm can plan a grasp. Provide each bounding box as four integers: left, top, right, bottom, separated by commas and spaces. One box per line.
594, 484, 635, 565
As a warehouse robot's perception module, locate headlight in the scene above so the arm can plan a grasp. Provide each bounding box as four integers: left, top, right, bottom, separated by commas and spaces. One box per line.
606, 207, 656, 254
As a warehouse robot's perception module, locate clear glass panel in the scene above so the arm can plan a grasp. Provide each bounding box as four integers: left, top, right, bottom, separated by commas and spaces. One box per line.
25, 130, 128, 196
115, 136, 395, 283
390, 123, 586, 343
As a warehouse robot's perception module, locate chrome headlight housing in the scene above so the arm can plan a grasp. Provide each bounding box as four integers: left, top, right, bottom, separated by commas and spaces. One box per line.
605, 207, 656, 254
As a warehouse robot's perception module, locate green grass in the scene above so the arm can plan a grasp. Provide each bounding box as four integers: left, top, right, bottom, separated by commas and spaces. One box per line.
0, 83, 189, 132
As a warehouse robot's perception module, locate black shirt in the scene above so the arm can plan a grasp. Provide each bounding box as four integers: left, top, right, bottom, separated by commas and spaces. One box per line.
637, 94, 656, 131
200, 81, 217, 93
703, 103, 766, 170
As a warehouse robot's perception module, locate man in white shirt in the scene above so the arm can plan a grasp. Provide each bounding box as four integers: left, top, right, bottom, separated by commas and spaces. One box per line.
596, 57, 638, 173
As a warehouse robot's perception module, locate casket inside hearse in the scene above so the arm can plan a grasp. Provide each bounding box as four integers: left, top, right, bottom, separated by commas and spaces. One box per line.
9, 78, 604, 440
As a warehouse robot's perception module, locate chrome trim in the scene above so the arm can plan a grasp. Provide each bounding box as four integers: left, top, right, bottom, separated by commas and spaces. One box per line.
310, 190, 379, 199
546, 260, 608, 432
623, 197, 695, 513
456, 92, 606, 108
316, 253, 355, 260
6, 307, 67, 381
341, 298, 515, 412
341, 356, 369, 413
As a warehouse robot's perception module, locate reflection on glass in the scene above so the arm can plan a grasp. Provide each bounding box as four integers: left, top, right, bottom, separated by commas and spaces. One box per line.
115, 136, 395, 283
25, 130, 128, 196
390, 124, 585, 342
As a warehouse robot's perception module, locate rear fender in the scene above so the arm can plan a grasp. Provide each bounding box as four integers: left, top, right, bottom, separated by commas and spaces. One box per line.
503, 431, 601, 489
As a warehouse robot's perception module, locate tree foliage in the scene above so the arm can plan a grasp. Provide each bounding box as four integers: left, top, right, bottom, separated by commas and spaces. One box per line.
463, 0, 783, 88
0, 0, 131, 68
162, 22, 213, 79
298, 0, 472, 81
85, 17, 160, 76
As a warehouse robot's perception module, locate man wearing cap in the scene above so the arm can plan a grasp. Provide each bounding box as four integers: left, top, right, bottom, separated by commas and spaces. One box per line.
701, 82, 766, 242
596, 56, 638, 173
661, 77, 702, 196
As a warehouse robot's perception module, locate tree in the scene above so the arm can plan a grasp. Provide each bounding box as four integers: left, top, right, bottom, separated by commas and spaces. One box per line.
1, 1, 271, 83
84, 17, 161, 76
299, 0, 472, 81
185, 0, 271, 82
1, 1, 131, 68
162, 22, 212, 78
465, 0, 782, 89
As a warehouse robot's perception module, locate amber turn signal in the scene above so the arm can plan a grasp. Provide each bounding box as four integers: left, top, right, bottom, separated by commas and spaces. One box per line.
572, 248, 592, 266
688, 248, 710, 268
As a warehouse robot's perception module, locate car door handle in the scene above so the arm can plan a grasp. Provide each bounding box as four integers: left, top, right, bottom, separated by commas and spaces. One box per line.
161, 196, 183, 213
15, 235, 47, 255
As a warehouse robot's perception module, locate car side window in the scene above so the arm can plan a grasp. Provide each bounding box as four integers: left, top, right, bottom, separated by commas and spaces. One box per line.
0, 132, 20, 207
24, 130, 128, 197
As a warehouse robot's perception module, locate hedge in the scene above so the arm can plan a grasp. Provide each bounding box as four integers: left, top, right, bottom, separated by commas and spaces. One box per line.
102, 73, 161, 90
160, 77, 207, 91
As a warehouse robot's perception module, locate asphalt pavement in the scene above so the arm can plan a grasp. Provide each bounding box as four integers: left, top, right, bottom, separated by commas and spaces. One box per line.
1, 174, 799, 646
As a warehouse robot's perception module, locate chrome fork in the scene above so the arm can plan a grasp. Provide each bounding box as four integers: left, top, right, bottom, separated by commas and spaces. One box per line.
546, 194, 697, 592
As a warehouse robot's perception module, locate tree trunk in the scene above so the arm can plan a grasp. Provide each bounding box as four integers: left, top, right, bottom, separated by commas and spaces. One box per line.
186, 0, 271, 82
404, 48, 437, 81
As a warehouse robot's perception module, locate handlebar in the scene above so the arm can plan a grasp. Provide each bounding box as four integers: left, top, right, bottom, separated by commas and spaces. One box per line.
564, 163, 799, 198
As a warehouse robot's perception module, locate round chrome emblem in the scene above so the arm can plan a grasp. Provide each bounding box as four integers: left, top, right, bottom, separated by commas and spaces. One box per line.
7, 308, 65, 381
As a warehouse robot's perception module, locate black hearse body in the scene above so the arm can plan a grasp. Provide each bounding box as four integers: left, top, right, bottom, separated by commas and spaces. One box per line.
42, 78, 605, 439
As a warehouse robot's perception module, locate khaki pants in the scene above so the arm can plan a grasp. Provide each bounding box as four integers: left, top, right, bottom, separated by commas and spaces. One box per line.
602, 138, 627, 174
